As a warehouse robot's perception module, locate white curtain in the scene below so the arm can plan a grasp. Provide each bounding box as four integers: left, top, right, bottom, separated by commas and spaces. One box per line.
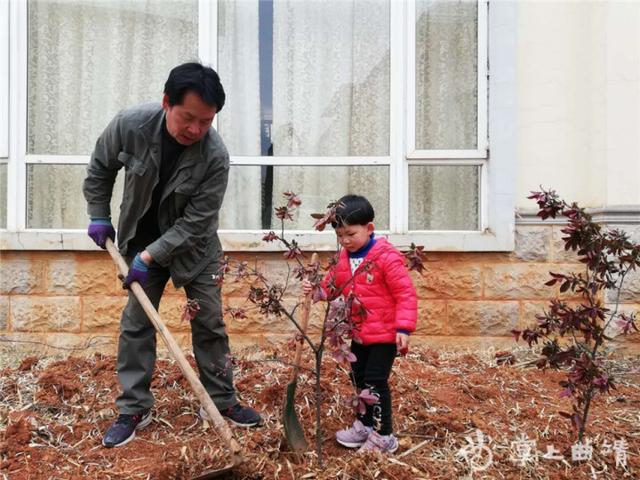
412, 0, 478, 230
27, 0, 198, 228
27, 165, 125, 229
216, 0, 262, 230
271, 0, 390, 229
416, 0, 477, 149
25, 0, 481, 231
408, 165, 479, 230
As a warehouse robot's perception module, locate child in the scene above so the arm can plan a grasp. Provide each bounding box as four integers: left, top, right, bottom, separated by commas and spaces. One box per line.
303, 195, 417, 454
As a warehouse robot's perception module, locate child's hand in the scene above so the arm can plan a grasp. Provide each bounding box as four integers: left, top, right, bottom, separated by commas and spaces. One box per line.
396, 332, 410, 355
302, 279, 313, 295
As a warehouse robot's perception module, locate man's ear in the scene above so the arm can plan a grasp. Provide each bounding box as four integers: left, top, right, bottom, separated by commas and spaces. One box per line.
161, 94, 170, 111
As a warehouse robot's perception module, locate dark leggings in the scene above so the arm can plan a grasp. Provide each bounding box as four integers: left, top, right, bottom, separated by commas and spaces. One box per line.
349, 342, 397, 435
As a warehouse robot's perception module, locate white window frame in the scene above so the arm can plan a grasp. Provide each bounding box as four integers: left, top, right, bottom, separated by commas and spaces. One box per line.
406, 0, 488, 160
1, 0, 515, 252
0, 0, 8, 159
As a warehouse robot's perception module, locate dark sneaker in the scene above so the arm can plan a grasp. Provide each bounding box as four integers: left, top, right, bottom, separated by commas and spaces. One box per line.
102, 409, 152, 448
199, 403, 262, 427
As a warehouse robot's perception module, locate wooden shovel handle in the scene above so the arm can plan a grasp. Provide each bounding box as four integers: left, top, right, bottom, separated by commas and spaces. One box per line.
105, 239, 243, 465
289, 253, 318, 381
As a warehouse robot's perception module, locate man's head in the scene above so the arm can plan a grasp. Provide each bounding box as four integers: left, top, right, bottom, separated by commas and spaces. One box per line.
162, 62, 226, 146
332, 195, 375, 253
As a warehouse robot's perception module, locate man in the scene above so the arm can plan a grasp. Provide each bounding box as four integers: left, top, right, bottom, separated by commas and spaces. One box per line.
83, 62, 261, 448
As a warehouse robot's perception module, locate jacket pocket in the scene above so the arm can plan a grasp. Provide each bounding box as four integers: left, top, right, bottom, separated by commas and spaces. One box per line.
174, 182, 198, 213
117, 152, 147, 176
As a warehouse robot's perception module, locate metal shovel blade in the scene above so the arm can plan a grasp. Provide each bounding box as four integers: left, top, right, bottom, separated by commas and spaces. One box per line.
283, 379, 308, 453
190, 463, 235, 480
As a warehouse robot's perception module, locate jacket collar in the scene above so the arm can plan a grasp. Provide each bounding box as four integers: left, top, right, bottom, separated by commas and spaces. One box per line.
340, 236, 389, 274
348, 233, 377, 259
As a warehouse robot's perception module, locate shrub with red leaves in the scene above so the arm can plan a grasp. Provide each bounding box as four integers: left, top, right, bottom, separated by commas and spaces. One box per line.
513, 188, 639, 440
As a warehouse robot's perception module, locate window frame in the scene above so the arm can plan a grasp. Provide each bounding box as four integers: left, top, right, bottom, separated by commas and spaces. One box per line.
1, 0, 516, 252
407, 0, 488, 161
0, 0, 8, 159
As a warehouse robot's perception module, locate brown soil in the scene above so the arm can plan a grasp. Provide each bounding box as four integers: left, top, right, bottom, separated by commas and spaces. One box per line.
0, 346, 638, 479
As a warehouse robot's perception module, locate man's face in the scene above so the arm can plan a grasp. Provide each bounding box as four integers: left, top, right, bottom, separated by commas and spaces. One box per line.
162, 91, 217, 146
335, 222, 374, 253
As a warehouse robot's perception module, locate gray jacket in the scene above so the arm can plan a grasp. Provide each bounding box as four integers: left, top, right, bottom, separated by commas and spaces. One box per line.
83, 103, 229, 288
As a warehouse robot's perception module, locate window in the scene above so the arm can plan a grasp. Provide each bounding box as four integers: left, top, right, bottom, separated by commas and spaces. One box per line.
408, 0, 486, 232
0, 0, 8, 228
217, 0, 391, 230
25, 0, 198, 228
3, 0, 515, 251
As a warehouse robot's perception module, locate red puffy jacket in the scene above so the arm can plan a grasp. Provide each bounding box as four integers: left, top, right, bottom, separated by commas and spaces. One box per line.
324, 237, 418, 345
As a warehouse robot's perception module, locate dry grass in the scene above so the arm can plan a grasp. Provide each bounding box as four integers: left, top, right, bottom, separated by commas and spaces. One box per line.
1, 344, 638, 479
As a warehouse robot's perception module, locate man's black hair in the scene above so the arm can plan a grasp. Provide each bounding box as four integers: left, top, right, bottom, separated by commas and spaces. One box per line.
332, 194, 375, 228
164, 62, 226, 112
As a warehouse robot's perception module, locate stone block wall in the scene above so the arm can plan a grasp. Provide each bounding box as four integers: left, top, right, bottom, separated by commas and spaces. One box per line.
0, 225, 638, 357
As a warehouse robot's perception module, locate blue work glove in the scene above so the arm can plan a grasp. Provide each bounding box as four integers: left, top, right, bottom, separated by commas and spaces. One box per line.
123, 254, 149, 289
88, 218, 115, 249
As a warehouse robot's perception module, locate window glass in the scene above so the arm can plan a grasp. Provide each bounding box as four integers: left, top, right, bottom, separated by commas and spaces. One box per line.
408, 165, 479, 230
27, 0, 198, 155
415, 0, 477, 150
27, 165, 124, 229
27, 163, 388, 231
217, 0, 390, 157
220, 165, 389, 230
0, 0, 8, 158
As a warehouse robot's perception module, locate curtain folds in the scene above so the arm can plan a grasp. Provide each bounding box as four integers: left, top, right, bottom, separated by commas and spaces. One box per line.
413, 0, 479, 230
271, 0, 390, 229
27, 0, 197, 228
217, 0, 262, 230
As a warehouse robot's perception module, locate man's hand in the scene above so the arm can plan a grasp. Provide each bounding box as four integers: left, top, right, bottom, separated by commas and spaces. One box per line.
123, 252, 151, 288
88, 218, 115, 249
396, 332, 410, 356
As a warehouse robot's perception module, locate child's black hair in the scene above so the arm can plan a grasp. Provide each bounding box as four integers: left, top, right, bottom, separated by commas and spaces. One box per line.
332, 195, 375, 228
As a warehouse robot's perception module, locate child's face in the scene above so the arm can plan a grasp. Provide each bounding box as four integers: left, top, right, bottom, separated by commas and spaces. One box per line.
335, 222, 374, 253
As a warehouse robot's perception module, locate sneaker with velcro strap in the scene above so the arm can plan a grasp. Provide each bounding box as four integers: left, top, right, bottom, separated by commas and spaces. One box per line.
358, 430, 399, 454
335, 419, 374, 448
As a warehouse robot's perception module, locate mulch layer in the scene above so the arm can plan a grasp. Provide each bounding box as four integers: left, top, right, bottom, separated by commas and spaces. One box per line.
0, 345, 638, 479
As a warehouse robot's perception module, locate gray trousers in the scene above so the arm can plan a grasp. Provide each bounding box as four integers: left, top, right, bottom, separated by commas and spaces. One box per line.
116, 258, 238, 414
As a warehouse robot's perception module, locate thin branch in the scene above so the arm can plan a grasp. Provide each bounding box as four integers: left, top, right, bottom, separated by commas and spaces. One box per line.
0, 335, 114, 351
278, 306, 319, 355
602, 265, 630, 334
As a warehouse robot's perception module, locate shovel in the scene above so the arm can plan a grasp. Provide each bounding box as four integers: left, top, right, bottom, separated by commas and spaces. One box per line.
283, 253, 317, 453
105, 238, 242, 479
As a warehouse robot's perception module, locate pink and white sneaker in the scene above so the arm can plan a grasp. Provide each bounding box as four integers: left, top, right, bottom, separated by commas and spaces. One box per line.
335, 420, 373, 448
358, 431, 399, 454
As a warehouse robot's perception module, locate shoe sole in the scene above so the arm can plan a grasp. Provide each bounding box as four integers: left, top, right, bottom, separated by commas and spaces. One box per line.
357, 442, 399, 454
199, 406, 260, 427
336, 438, 367, 448
101, 412, 153, 448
